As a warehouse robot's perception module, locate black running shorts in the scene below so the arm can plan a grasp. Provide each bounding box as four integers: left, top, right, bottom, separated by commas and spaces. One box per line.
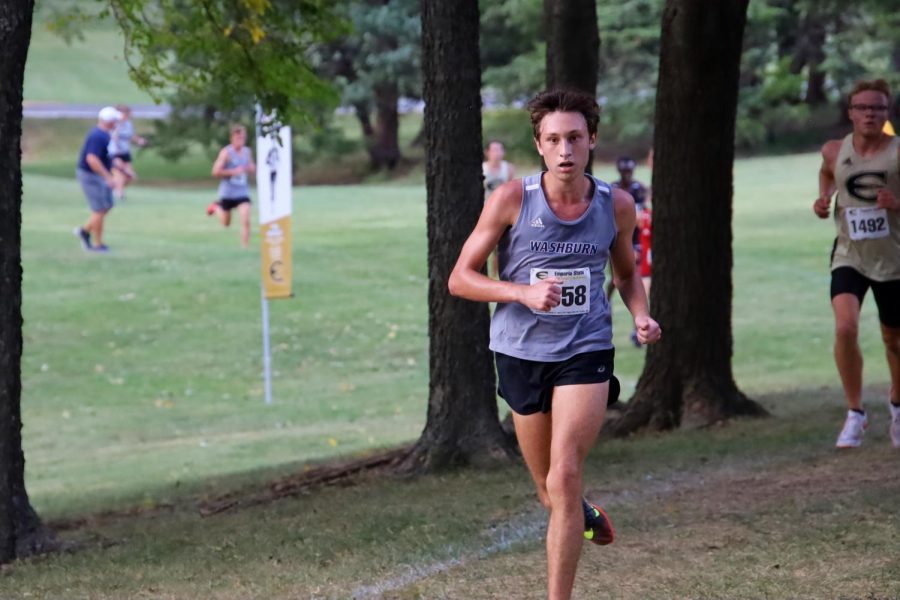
218, 197, 251, 211
495, 349, 619, 416
831, 266, 900, 328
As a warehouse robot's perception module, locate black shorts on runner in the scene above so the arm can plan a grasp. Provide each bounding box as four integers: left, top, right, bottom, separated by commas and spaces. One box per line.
112, 152, 133, 163
831, 266, 900, 328
218, 197, 251, 211
495, 349, 619, 416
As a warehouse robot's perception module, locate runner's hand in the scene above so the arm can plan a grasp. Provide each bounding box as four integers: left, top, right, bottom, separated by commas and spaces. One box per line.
876, 188, 900, 211
520, 277, 563, 312
813, 195, 831, 218
634, 315, 661, 345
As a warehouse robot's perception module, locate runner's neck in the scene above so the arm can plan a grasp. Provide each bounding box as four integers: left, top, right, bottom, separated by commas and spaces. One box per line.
852, 131, 891, 158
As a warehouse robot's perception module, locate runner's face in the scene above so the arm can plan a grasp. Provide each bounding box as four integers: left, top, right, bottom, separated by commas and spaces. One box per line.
848, 90, 890, 138
486, 142, 504, 163
534, 111, 595, 181
231, 130, 246, 149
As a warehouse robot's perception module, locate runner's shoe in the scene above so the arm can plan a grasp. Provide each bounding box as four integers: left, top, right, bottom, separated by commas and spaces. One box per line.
73, 227, 92, 250
836, 409, 868, 448
90, 244, 110, 254
889, 402, 900, 449
583, 498, 615, 545
206, 201, 218, 216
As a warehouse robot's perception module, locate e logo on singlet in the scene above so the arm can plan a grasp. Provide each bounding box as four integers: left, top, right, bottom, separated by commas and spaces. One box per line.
846, 171, 887, 202
535, 271, 549, 280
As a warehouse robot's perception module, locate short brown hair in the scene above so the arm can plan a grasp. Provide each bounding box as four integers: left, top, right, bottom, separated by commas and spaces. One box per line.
526, 89, 600, 140
848, 79, 891, 104
230, 124, 247, 136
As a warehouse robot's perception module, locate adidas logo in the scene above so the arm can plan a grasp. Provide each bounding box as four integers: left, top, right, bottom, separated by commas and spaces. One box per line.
530, 217, 545, 228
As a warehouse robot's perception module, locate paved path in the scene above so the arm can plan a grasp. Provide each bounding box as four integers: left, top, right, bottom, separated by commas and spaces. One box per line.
22, 102, 170, 120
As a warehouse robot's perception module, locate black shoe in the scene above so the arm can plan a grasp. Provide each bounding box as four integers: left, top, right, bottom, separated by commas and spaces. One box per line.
73, 227, 92, 250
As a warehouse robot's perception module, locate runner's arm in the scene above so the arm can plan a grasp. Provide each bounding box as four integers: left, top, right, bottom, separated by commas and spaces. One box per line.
876, 147, 900, 211
245, 149, 256, 176
448, 181, 562, 311
610, 188, 660, 344
212, 148, 241, 178
814, 141, 840, 218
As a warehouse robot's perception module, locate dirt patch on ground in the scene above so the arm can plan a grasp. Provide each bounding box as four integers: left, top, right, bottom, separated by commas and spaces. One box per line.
360, 445, 900, 600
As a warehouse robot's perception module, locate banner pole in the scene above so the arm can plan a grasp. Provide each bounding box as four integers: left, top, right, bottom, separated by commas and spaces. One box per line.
256, 104, 273, 406
261, 285, 273, 405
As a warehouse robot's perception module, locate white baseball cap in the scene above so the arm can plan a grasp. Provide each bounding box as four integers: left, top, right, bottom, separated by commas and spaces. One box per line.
98, 106, 122, 122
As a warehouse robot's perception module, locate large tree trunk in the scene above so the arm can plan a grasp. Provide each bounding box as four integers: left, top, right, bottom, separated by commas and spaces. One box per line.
400, 0, 516, 472
610, 0, 767, 436
1, 0, 56, 564
370, 79, 401, 170
544, 0, 599, 173
789, 12, 827, 105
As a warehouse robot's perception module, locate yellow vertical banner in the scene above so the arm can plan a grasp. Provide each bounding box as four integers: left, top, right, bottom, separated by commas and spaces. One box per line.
260, 215, 292, 299
256, 123, 293, 299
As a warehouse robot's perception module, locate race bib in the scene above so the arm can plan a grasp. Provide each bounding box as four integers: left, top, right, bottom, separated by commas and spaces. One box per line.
845, 206, 889, 241
230, 172, 248, 186
530, 267, 590, 315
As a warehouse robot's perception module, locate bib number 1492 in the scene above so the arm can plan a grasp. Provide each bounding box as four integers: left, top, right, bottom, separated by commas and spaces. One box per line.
845, 207, 889, 241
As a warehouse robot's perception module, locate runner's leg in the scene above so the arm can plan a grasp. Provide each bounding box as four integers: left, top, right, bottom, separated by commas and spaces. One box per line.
545, 382, 608, 600
832, 293, 864, 411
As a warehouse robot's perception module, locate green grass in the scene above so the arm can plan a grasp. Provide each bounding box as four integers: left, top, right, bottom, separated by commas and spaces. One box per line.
20, 152, 892, 519
25, 20, 156, 105
6, 153, 897, 597
21, 175, 430, 517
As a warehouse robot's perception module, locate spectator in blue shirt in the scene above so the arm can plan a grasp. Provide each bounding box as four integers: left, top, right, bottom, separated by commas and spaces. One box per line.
74, 106, 120, 252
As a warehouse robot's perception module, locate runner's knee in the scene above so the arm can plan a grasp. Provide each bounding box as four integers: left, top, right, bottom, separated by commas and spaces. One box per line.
835, 320, 859, 341
882, 328, 900, 356
545, 460, 581, 504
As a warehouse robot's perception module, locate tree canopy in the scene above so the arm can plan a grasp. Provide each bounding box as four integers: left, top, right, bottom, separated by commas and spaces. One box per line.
102, 0, 348, 130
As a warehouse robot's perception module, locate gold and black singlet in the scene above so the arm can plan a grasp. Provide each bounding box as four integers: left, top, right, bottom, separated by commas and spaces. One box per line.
832, 134, 900, 281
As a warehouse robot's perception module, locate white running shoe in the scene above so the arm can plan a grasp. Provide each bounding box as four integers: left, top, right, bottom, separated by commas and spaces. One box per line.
836, 410, 868, 448
889, 402, 900, 449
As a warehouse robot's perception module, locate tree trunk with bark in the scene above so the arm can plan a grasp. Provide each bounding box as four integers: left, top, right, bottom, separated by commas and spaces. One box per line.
400, 0, 516, 472
610, 0, 767, 436
0, 0, 56, 564
789, 13, 827, 105
370, 79, 401, 170
544, 0, 599, 173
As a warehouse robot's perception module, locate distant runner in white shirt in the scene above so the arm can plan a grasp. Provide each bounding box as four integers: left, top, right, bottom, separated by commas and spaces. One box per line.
108, 105, 147, 200
482, 140, 516, 277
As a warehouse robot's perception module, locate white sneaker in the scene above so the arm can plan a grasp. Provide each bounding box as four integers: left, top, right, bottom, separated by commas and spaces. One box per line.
836, 410, 868, 448
889, 402, 900, 449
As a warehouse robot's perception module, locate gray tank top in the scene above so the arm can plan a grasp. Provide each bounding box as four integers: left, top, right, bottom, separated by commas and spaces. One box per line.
217, 145, 251, 200
832, 134, 900, 281
490, 172, 617, 361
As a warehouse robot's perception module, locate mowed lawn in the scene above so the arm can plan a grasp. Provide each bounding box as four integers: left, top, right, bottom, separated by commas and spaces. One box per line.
7, 153, 898, 600
21, 176, 432, 518
20, 153, 891, 520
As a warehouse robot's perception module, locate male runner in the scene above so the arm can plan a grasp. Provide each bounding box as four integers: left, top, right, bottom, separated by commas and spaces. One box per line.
610, 156, 651, 346
449, 89, 661, 599
813, 78, 900, 449
208, 125, 256, 248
